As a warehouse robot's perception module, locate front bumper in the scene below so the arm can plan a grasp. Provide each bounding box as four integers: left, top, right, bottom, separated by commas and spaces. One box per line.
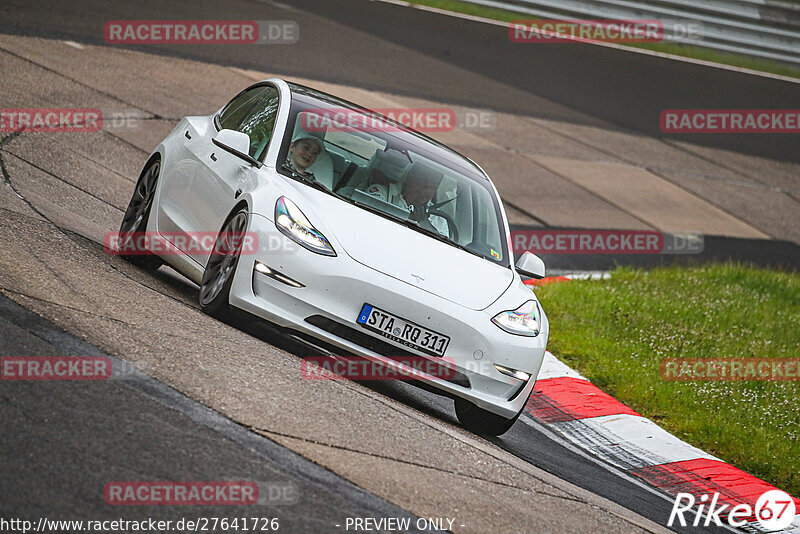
228, 214, 546, 419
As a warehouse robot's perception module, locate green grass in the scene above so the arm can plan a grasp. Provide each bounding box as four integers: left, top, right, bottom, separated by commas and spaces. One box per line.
406, 0, 800, 79
534, 264, 800, 496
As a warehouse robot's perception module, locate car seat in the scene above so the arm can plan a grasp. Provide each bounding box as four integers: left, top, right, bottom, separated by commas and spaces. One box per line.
345, 149, 409, 201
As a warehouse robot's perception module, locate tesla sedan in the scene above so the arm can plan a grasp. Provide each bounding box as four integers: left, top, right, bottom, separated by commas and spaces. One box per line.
117, 78, 549, 435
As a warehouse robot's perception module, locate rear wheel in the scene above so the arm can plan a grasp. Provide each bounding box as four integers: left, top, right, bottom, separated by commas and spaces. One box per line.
199, 208, 249, 320
454, 398, 523, 436
118, 158, 163, 270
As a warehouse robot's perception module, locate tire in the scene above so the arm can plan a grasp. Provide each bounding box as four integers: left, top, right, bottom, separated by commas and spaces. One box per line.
454, 398, 523, 436
198, 208, 249, 320
118, 157, 163, 270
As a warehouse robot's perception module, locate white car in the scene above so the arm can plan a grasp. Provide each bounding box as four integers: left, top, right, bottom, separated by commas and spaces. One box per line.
118, 78, 549, 435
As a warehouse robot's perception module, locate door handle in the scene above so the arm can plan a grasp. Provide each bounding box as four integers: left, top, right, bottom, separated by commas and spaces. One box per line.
210, 153, 217, 162
184, 130, 191, 139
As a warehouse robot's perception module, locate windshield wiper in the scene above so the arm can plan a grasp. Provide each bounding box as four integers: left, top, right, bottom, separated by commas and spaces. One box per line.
403, 218, 487, 260
280, 163, 336, 196
351, 199, 405, 222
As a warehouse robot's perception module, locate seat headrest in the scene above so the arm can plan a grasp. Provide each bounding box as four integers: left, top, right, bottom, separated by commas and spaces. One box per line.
405, 161, 444, 188
367, 149, 408, 183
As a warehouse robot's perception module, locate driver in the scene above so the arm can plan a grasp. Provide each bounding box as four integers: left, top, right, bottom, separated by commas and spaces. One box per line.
342, 155, 451, 237
397, 163, 449, 236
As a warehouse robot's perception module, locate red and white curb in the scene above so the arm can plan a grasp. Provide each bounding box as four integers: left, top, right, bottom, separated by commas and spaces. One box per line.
525, 351, 800, 532
524, 271, 610, 287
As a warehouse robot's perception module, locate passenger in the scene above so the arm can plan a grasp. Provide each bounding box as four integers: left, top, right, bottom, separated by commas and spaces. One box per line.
286, 134, 324, 178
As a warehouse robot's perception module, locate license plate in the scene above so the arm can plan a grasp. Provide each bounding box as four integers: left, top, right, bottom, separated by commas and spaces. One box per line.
356, 304, 450, 357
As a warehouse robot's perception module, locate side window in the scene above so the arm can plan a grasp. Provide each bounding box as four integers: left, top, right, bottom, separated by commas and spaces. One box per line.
219, 87, 266, 131
218, 86, 280, 160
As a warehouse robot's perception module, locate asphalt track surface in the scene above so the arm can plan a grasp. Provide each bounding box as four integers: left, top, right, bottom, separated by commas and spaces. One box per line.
0, 0, 796, 533
0, 294, 426, 532
2, 0, 799, 163
0, 289, 722, 534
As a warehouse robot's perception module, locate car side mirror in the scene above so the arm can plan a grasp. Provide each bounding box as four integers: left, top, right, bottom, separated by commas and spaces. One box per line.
212, 129, 262, 168
516, 252, 546, 279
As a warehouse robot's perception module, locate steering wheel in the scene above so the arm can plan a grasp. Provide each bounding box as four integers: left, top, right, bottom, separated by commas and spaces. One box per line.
429, 209, 459, 243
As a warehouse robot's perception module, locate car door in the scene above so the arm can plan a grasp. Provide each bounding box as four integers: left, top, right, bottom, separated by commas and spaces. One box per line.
156, 115, 212, 237
186, 84, 281, 266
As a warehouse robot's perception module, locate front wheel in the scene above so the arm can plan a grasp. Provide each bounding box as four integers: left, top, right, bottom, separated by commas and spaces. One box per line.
454, 398, 524, 436
199, 208, 249, 320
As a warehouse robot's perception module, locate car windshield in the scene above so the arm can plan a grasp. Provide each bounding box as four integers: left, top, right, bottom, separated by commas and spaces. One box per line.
278, 84, 509, 266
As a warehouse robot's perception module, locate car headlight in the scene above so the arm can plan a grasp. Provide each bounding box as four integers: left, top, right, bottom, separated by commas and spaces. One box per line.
491, 300, 540, 337
275, 196, 336, 256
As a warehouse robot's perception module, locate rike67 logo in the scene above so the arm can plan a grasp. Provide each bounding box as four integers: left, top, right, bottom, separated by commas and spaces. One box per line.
668, 490, 796, 531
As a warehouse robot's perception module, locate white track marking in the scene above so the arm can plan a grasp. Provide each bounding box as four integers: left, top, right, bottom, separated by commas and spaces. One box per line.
537, 350, 589, 381
550, 414, 721, 469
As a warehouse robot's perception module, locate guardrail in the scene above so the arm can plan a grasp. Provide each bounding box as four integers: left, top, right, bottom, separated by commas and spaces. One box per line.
464, 0, 800, 64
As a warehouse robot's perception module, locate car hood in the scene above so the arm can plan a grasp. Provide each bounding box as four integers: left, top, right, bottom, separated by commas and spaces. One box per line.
309, 191, 514, 311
